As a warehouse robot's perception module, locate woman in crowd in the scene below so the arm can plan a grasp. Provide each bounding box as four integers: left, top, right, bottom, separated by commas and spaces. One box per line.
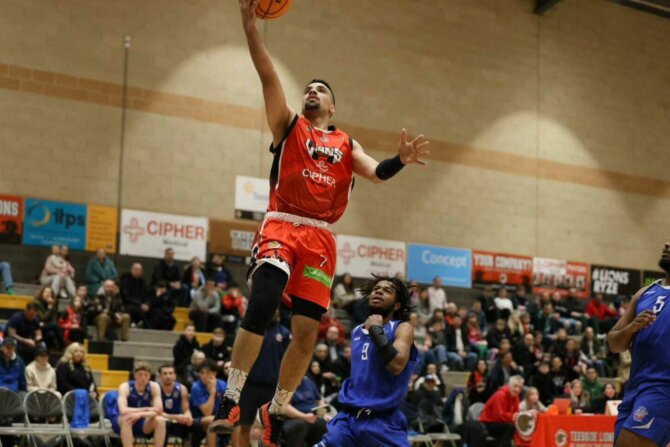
25, 345, 58, 394
466, 313, 488, 360
591, 383, 619, 414
33, 285, 65, 351
56, 342, 97, 398
567, 379, 591, 414
39, 245, 76, 299
466, 359, 490, 404
182, 256, 207, 301
332, 272, 357, 309
59, 292, 86, 344
519, 386, 547, 413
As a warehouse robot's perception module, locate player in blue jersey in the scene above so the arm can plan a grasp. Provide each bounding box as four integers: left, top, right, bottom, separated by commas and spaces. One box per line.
610, 241, 670, 447
118, 361, 166, 447
158, 364, 193, 440
314, 275, 417, 447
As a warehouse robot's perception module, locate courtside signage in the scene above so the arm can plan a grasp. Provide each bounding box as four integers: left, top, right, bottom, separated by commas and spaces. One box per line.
234, 175, 269, 221
336, 234, 406, 278
0, 194, 23, 245
23, 198, 87, 249
533, 257, 591, 299
120, 209, 208, 261
407, 244, 472, 287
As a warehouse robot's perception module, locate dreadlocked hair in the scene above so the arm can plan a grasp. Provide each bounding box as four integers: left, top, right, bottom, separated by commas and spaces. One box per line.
358, 275, 414, 322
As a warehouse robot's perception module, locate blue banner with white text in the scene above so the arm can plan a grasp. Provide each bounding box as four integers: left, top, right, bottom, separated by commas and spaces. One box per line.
407, 243, 472, 287
23, 198, 87, 249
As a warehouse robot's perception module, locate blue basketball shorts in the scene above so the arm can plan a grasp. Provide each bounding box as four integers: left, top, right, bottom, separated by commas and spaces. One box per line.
314, 409, 409, 447
615, 385, 670, 447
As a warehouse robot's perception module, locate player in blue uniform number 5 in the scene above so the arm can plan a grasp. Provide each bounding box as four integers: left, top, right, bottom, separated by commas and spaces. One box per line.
610, 240, 670, 447
314, 275, 417, 447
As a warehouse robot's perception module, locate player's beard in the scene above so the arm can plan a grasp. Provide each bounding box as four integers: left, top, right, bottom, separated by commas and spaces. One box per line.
367, 301, 394, 318
659, 257, 670, 273
304, 100, 320, 111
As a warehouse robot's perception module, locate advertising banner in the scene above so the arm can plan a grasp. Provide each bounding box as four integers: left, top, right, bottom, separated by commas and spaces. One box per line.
234, 176, 269, 221
532, 257, 590, 299
120, 209, 208, 261
530, 414, 615, 447
23, 198, 87, 249
0, 194, 23, 244
472, 250, 533, 289
86, 205, 118, 253
407, 244, 472, 287
590, 265, 641, 297
209, 219, 259, 257
336, 235, 406, 278
642, 270, 665, 286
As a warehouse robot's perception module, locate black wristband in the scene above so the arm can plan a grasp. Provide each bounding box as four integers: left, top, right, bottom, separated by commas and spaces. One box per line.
375, 155, 405, 180
369, 325, 398, 366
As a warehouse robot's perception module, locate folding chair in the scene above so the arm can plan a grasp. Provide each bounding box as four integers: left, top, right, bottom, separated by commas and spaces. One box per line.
415, 417, 461, 447
23, 389, 73, 447
62, 390, 113, 447
408, 434, 434, 446
0, 388, 32, 447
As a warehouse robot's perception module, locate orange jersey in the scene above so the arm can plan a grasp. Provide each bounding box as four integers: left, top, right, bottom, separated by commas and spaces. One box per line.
268, 115, 354, 223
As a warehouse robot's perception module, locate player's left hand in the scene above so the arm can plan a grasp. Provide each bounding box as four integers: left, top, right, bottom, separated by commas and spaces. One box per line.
364, 314, 384, 330
397, 128, 430, 166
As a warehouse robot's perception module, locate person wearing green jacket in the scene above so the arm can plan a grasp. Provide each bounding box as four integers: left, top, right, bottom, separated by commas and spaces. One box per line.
85, 248, 118, 297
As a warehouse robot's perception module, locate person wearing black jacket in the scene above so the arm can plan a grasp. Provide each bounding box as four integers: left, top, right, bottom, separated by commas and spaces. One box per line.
529, 361, 555, 406
476, 286, 499, 324
512, 333, 538, 378
173, 324, 200, 376
120, 262, 151, 327
152, 248, 187, 306
56, 342, 98, 398
201, 328, 232, 376
486, 351, 522, 394
148, 281, 176, 330
444, 315, 478, 372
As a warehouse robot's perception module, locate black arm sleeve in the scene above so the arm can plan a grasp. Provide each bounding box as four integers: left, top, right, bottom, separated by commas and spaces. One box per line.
375, 155, 405, 180
369, 325, 399, 366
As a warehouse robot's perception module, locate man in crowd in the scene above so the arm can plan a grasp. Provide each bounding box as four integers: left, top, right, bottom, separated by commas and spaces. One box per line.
206, 254, 232, 291
190, 360, 227, 447
120, 262, 151, 328
6, 303, 43, 363
445, 314, 478, 372
152, 248, 186, 306
118, 362, 166, 447
0, 338, 26, 394
85, 248, 118, 297
158, 364, 193, 441
89, 280, 131, 341
427, 276, 447, 315
173, 324, 200, 378
189, 279, 222, 333
201, 328, 232, 376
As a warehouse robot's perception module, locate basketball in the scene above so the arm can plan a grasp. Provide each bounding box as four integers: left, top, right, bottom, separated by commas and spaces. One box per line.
255, 0, 292, 20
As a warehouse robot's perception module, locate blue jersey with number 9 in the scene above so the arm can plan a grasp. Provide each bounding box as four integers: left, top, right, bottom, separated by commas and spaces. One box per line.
337, 320, 417, 412
628, 281, 670, 392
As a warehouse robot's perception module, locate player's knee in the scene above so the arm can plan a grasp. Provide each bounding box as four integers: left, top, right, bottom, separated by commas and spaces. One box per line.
240, 264, 288, 335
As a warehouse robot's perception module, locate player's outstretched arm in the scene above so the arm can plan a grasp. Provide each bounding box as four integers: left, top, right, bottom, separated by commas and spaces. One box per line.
352, 129, 431, 183
239, 0, 294, 145
608, 285, 655, 353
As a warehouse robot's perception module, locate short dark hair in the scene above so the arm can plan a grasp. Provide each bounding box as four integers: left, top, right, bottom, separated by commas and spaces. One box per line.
358, 275, 413, 321
198, 359, 218, 373
308, 79, 335, 104
158, 364, 174, 374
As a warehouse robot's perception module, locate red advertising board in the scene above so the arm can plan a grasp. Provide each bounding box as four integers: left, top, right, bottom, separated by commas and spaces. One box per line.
530, 414, 615, 447
0, 194, 23, 244
472, 250, 533, 289
533, 257, 591, 299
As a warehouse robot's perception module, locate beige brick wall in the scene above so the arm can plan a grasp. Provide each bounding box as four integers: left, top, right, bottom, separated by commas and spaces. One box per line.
0, 0, 669, 271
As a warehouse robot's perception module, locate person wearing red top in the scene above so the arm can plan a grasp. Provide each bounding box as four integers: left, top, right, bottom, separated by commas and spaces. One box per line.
585, 293, 619, 333
478, 375, 526, 447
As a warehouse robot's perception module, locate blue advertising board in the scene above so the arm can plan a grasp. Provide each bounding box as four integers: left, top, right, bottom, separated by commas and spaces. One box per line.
407, 243, 472, 287
23, 199, 87, 249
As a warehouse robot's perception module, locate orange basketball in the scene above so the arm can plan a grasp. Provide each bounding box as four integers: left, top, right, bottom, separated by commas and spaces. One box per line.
255, 0, 292, 20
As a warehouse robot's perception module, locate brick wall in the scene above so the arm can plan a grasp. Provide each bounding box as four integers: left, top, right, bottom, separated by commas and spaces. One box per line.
0, 0, 669, 273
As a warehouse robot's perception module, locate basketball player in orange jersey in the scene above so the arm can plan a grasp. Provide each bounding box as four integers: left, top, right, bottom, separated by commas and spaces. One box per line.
210, 1, 430, 445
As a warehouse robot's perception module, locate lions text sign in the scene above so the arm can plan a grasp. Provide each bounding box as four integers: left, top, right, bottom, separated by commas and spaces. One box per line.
407, 244, 472, 287
120, 209, 208, 261
336, 235, 405, 278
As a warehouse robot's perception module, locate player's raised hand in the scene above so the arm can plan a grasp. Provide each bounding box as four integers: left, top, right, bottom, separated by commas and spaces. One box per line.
365, 314, 384, 330
397, 129, 430, 166
239, 0, 259, 30
630, 310, 656, 333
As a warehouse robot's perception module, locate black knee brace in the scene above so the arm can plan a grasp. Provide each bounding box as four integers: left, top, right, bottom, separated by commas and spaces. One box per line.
240, 263, 289, 335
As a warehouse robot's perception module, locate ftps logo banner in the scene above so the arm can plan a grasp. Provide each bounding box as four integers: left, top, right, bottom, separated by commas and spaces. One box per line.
23, 198, 87, 249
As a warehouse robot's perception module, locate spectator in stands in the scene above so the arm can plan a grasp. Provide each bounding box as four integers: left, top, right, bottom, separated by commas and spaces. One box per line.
332, 273, 356, 309
427, 276, 447, 314
201, 328, 232, 376
486, 318, 511, 359
564, 338, 587, 381
190, 359, 227, 447
183, 256, 206, 301
519, 386, 546, 413
467, 359, 491, 404
321, 325, 344, 363
317, 306, 345, 345
494, 287, 514, 320
85, 248, 118, 297
33, 285, 66, 352
39, 245, 76, 299
512, 333, 538, 378
333, 344, 351, 382
280, 375, 329, 446
591, 383, 618, 414
148, 281, 176, 331
487, 351, 521, 394
158, 364, 193, 440
173, 324, 200, 377
205, 254, 232, 290
529, 361, 554, 406
445, 314, 478, 372
567, 379, 591, 413
220, 284, 246, 337
89, 280, 131, 341
506, 312, 526, 342
444, 302, 458, 326
551, 291, 582, 334
477, 375, 525, 447
426, 318, 449, 373
312, 343, 340, 398
189, 279, 221, 332
6, 303, 43, 363
25, 345, 58, 394
585, 292, 618, 334
120, 262, 151, 328
477, 286, 499, 325
235, 310, 290, 447
536, 302, 561, 337
618, 349, 631, 384
153, 248, 186, 306
56, 342, 97, 397
416, 287, 432, 325
0, 337, 26, 393
182, 351, 206, 390
549, 327, 568, 358
59, 293, 86, 344
118, 362, 166, 447
410, 311, 433, 375
469, 300, 488, 333
581, 367, 603, 403
549, 356, 569, 398
0, 260, 16, 294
